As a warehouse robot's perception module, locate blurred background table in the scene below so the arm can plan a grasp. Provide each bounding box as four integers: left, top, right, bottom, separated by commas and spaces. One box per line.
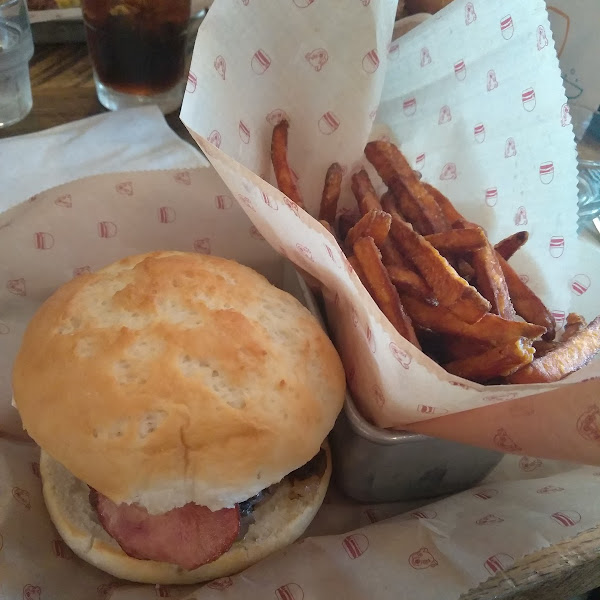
2, 41, 600, 600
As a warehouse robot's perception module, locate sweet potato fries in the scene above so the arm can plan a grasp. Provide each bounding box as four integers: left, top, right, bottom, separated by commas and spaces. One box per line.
270, 125, 600, 385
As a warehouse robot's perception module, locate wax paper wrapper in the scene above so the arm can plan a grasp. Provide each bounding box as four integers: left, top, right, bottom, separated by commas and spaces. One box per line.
0, 172, 599, 600
2, 410, 600, 599
180, 0, 600, 465
0, 87, 598, 600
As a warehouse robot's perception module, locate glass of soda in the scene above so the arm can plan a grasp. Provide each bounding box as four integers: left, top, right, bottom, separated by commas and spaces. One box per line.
0, 0, 34, 128
81, 0, 191, 114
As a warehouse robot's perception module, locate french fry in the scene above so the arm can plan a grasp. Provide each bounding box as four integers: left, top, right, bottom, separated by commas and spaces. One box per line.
346, 209, 392, 248
418, 332, 495, 364
319, 220, 336, 238
532, 314, 585, 360
392, 185, 433, 234
381, 189, 448, 273
389, 214, 491, 323
377, 212, 434, 302
470, 238, 517, 320
444, 339, 535, 383
424, 228, 487, 254
338, 211, 361, 241
365, 141, 449, 234
495, 231, 529, 261
402, 296, 547, 345
351, 169, 383, 215
439, 334, 493, 361
457, 259, 475, 282
496, 252, 556, 340
380, 238, 410, 269
533, 340, 559, 357
450, 219, 516, 320
507, 316, 600, 384
271, 120, 304, 209
423, 182, 465, 226
318, 162, 343, 226
353, 237, 421, 348
269, 127, 598, 387
563, 313, 587, 342
448, 286, 494, 324
386, 265, 436, 303
347, 255, 367, 285
380, 190, 403, 219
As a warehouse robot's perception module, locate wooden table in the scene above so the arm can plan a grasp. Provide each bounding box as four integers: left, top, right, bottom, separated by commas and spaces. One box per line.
0, 42, 193, 142
3, 42, 600, 600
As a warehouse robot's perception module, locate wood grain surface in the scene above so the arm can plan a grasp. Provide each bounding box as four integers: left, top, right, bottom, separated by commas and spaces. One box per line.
461, 526, 600, 599
1, 42, 599, 600
0, 43, 192, 142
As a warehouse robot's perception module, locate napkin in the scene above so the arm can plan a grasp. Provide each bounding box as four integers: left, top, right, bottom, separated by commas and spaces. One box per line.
0, 105, 205, 212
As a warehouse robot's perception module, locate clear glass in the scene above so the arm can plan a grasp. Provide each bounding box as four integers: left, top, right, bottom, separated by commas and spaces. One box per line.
81, 0, 191, 115
571, 103, 600, 239
0, 0, 34, 128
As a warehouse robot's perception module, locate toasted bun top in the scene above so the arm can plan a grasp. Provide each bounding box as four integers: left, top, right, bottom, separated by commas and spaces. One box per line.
13, 251, 345, 512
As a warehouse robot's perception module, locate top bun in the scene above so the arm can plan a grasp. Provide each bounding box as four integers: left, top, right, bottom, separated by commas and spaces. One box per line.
13, 251, 345, 513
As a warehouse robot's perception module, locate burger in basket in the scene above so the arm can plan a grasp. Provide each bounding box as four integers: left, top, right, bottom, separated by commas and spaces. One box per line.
12, 251, 345, 584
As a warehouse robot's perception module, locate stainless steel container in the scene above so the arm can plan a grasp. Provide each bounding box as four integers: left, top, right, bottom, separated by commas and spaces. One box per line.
286, 266, 503, 504
330, 395, 502, 503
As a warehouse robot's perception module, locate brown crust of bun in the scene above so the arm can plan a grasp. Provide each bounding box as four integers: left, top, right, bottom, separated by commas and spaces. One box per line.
13, 251, 345, 512
40, 445, 331, 584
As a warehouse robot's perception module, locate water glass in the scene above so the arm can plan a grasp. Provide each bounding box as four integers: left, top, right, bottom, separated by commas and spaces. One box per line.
571, 103, 600, 239
0, 0, 34, 128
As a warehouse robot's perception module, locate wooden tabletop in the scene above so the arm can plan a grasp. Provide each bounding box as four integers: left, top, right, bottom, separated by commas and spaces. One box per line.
2, 41, 600, 600
0, 42, 193, 143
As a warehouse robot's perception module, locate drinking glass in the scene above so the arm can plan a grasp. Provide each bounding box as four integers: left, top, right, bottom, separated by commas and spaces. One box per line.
0, 0, 34, 128
571, 103, 600, 239
81, 0, 191, 115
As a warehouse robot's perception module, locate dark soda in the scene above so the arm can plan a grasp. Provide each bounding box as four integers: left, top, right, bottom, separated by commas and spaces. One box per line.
82, 0, 190, 96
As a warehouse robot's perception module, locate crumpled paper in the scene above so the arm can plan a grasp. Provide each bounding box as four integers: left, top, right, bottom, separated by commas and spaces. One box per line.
180, 0, 600, 464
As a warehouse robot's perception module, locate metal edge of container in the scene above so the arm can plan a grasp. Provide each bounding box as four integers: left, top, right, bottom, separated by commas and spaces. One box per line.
284, 263, 430, 445
285, 263, 503, 502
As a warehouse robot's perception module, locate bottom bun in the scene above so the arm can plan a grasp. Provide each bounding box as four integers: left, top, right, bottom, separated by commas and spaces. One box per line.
40, 444, 331, 584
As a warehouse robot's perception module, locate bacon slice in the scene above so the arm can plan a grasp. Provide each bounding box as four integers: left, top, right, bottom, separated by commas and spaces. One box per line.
91, 490, 240, 570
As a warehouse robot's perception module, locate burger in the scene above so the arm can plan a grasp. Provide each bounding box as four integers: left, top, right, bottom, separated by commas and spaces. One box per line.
12, 251, 345, 584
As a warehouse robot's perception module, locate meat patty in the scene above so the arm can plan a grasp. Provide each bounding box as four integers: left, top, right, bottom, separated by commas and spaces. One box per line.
90, 490, 240, 570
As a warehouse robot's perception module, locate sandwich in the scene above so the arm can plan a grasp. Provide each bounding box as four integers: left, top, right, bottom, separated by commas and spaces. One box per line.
12, 251, 345, 584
